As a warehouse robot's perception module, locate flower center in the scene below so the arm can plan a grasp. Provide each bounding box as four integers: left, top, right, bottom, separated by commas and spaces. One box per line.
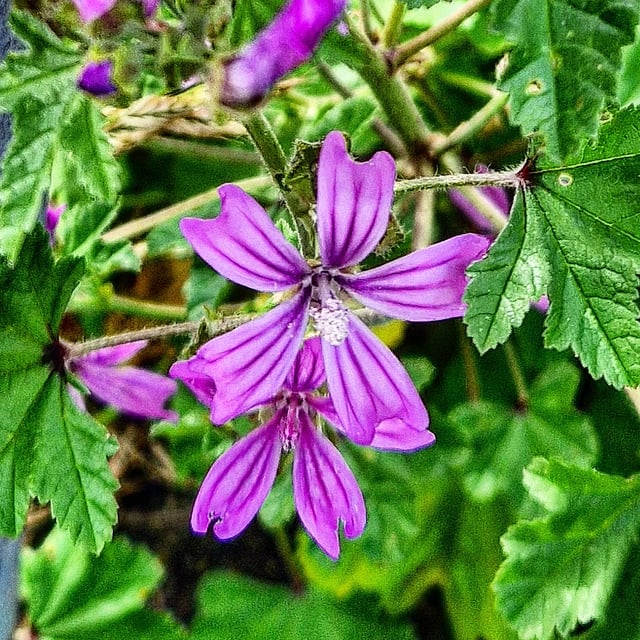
309, 270, 349, 346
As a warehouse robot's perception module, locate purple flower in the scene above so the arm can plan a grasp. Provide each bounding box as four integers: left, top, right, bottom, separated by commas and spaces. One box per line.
68, 341, 178, 421
72, 0, 117, 22
221, 0, 346, 107
171, 131, 489, 446
77, 60, 117, 97
183, 338, 433, 559
45, 202, 66, 244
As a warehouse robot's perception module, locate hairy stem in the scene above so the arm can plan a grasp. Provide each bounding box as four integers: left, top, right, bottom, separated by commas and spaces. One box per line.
503, 341, 529, 409
102, 175, 270, 244
394, 168, 521, 194
391, 0, 493, 67
382, 1, 406, 48
241, 111, 316, 256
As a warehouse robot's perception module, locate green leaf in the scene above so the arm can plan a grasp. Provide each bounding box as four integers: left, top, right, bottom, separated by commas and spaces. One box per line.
465, 107, 640, 388
0, 10, 120, 260
399, 0, 452, 9
0, 228, 118, 551
493, 458, 640, 640
22, 527, 185, 639
449, 362, 598, 503
191, 571, 416, 640
491, 0, 639, 160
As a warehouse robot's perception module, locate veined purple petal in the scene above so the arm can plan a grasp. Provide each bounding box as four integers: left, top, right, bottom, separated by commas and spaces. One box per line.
221, 0, 346, 107
169, 356, 217, 408
45, 203, 66, 237
191, 292, 310, 424
317, 131, 396, 269
311, 395, 435, 452
293, 411, 365, 560
77, 340, 148, 367
72, 361, 178, 421
77, 60, 117, 96
338, 234, 490, 321
181, 185, 309, 292
72, 0, 116, 22
191, 415, 282, 538
284, 336, 325, 393
322, 313, 429, 446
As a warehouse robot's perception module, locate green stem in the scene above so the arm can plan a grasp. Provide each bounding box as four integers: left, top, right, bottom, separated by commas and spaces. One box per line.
360, 0, 375, 41
460, 323, 481, 402
341, 15, 431, 154
431, 92, 509, 156
101, 175, 271, 244
241, 111, 316, 257
394, 168, 521, 194
391, 0, 493, 67
382, 1, 406, 48
273, 527, 306, 592
503, 341, 529, 409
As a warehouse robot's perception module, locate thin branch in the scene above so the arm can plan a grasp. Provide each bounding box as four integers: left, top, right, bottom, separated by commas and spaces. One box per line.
391, 0, 493, 67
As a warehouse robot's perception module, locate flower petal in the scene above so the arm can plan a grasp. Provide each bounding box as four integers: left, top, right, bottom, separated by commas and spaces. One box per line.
191, 416, 282, 539
180, 185, 309, 292
189, 292, 310, 424
76, 340, 148, 367
77, 60, 117, 96
338, 233, 490, 321
169, 356, 217, 408
221, 0, 347, 107
316, 131, 396, 269
72, 361, 178, 421
322, 313, 429, 445
284, 336, 325, 393
310, 395, 435, 452
72, 0, 116, 22
293, 412, 365, 560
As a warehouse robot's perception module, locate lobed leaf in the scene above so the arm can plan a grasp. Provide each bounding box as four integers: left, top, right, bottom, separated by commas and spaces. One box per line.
491, 0, 639, 161
465, 106, 640, 388
494, 458, 640, 640
0, 228, 118, 552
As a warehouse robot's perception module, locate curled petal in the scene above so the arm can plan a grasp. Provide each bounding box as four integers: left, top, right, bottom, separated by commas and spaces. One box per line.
284, 336, 325, 393
293, 413, 365, 560
317, 131, 396, 269
140, 0, 160, 16
191, 416, 282, 538
169, 356, 217, 408
193, 292, 310, 424
310, 396, 435, 452
72, 361, 178, 421
338, 233, 490, 321
181, 185, 309, 292
322, 313, 429, 445
221, 0, 346, 107
75, 340, 148, 367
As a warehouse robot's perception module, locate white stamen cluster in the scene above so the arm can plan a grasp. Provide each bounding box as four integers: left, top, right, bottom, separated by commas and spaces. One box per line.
309, 296, 350, 346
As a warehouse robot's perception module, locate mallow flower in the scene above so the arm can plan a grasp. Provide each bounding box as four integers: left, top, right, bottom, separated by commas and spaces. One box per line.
221, 0, 347, 107
45, 202, 66, 244
182, 337, 434, 560
67, 341, 178, 421
77, 60, 117, 97
171, 131, 489, 446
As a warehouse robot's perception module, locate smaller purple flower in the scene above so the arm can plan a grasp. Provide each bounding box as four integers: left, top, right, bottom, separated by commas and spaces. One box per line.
77, 60, 117, 97
178, 338, 433, 560
68, 341, 178, 421
221, 0, 346, 107
45, 202, 66, 244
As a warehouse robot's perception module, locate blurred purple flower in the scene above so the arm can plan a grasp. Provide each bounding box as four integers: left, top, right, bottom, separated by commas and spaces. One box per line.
171, 131, 489, 446
449, 167, 548, 312
45, 202, 66, 244
182, 338, 433, 559
77, 60, 117, 96
72, 0, 159, 22
221, 0, 346, 107
68, 341, 178, 421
